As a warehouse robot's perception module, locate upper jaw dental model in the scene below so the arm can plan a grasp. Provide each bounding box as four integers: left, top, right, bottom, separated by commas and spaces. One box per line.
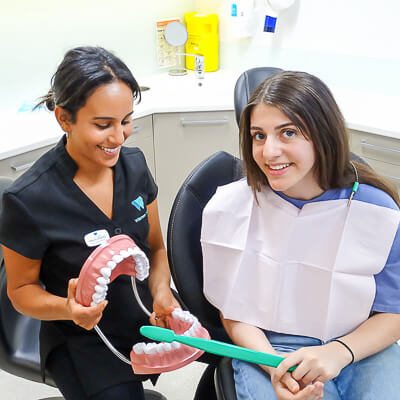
76, 234, 210, 374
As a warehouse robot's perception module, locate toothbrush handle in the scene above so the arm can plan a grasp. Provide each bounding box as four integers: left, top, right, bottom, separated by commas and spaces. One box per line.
176, 335, 295, 371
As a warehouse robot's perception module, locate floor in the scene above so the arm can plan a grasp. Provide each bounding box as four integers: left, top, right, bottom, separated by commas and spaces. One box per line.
0, 361, 207, 400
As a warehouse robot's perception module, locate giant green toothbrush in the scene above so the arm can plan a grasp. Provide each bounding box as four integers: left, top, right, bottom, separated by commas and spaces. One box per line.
140, 326, 296, 371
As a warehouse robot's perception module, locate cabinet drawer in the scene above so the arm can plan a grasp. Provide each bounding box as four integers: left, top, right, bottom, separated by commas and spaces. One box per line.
362, 157, 400, 190
0, 144, 54, 179
350, 130, 400, 166
124, 115, 153, 142
154, 110, 238, 237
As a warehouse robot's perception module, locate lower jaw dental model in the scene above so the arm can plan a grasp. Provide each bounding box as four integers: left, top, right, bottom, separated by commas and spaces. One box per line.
76, 234, 210, 374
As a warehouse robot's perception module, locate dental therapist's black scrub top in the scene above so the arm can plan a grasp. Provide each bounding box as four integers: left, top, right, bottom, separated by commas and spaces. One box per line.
0, 135, 158, 396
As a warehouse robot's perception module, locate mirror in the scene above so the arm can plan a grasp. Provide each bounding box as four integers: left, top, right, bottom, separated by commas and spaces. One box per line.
164, 21, 188, 76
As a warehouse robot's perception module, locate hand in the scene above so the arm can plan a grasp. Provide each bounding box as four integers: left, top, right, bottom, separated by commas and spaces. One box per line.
273, 343, 352, 387
270, 370, 324, 400
66, 278, 108, 330
150, 286, 180, 328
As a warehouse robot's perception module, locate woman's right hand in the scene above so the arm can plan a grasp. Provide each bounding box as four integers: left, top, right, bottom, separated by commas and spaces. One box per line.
267, 368, 324, 400
66, 278, 108, 330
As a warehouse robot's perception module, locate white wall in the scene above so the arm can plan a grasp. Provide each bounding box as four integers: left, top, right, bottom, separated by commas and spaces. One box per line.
195, 0, 400, 95
0, 1, 195, 111
2, 1, 398, 113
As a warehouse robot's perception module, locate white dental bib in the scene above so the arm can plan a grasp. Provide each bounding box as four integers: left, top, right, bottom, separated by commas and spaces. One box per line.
201, 180, 400, 341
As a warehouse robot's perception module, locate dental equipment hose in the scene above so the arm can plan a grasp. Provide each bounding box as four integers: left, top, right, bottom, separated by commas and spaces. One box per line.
93, 277, 152, 365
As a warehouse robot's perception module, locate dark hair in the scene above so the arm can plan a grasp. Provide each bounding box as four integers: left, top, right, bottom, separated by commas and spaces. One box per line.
240, 71, 400, 206
35, 46, 140, 122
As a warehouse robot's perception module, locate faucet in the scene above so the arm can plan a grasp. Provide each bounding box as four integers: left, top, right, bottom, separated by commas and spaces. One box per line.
176, 53, 205, 79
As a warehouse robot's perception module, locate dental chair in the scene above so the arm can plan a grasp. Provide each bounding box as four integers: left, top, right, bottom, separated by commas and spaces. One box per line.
167, 66, 371, 400
167, 67, 282, 400
0, 176, 166, 400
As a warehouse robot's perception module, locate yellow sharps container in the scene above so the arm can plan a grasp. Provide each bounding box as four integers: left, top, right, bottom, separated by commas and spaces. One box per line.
184, 12, 219, 72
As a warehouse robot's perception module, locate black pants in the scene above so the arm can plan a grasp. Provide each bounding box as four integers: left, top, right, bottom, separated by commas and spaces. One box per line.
46, 345, 145, 400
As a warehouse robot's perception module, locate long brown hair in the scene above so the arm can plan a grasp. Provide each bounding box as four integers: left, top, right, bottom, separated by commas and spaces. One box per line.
240, 71, 400, 207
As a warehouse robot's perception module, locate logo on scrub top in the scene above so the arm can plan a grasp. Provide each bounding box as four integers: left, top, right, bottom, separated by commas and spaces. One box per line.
131, 196, 147, 223
131, 196, 145, 211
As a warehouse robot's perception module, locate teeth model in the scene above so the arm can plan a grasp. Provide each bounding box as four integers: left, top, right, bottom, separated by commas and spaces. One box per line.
76, 235, 150, 307
75, 235, 210, 374
130, 308, 210, 374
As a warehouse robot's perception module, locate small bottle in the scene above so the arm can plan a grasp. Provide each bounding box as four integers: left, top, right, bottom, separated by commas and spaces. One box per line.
194, 54, 205, 79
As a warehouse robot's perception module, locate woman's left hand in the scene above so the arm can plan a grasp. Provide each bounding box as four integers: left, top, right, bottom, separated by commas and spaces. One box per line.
149, 286, 181, 328
273, 342, 353, 387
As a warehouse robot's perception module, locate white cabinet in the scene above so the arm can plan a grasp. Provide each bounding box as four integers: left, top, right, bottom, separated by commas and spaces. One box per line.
350, 129, 400, 190
124, 115, 155, 178
0, 144, 55, 179
153, 110, 239, 237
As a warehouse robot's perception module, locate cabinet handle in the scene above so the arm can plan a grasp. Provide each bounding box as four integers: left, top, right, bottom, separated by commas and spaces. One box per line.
360, 140, 400, 157
11, 161, 35, 172
180, 118, 228, 127
383, 174, 400, 183
132, 126, 141, 134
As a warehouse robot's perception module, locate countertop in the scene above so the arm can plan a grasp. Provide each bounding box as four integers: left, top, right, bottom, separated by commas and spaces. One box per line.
1, 70, 399, 161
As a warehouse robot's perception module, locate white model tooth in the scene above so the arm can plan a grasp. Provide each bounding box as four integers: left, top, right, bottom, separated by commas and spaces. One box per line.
136, 274, 146, 282
144, 343, 157, 354
174, 309, 184, 319
96, 277, 109, 286
187, 326, 196, 336
100, 267, 111, 279
183, 314, 191, 323
184, 312, 195, 323
127, 247, 134, 256
94, 285, 107, 294
132, 343, 145, 354
171, 341, 181, 349
107, 261, 117, 270
90, 301, 97, 307
112, 254, 123, 263
191, 321, 200, 332
131, 247, 141, 256
156, 343, 164, 353
120, 250, 129, 258
182, 311, 192, 320
135, 269, 148, 281
162, 343, 172, 352
172, 308, 181, 319
92, 292, 106, 303
183, 330, 191, 336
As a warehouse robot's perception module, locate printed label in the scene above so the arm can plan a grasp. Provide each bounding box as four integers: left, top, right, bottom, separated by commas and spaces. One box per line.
84, 229, 110, 247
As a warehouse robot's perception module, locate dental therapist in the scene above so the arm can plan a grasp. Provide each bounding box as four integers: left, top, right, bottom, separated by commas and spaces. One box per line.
0, 46, 180, 400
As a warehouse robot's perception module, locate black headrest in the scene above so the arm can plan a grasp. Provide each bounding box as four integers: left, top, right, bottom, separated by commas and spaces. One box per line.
234, 67, 283, 125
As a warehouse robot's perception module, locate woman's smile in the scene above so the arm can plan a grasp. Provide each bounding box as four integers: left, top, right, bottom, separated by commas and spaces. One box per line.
266, 162, 292, 175
97, 145, 121, 156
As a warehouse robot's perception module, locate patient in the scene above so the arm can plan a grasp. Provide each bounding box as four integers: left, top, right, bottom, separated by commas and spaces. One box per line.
202, 71, 400, 399
0, 46, 180, 400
